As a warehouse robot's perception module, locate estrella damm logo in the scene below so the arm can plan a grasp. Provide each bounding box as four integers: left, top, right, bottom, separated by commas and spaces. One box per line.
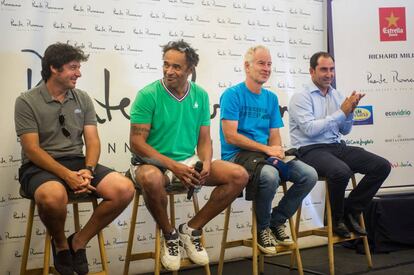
353, 106, 373, 125
379, 7, 406, 42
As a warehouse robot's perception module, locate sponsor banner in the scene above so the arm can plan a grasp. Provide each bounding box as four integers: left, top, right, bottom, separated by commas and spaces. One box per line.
0, 1, 326, 274
332, 0, 414, 188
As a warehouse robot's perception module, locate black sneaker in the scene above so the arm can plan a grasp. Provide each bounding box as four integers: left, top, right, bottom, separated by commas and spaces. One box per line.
68, 233, 88, 275
51, 238, 74, 275
270, 224, 294, 246
257, 228, 277, 254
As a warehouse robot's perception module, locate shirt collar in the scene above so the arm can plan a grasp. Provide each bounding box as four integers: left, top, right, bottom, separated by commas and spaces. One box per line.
39, 81, 74, 103
306, 81, 334, 96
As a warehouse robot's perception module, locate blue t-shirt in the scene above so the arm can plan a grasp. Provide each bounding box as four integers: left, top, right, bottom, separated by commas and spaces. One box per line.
219, 82, 284, 160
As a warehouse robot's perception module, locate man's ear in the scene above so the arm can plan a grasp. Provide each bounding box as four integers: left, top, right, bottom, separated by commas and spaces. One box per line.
50, 65, 58, 75
309, 67, 314, 75
244, 61, 250, 72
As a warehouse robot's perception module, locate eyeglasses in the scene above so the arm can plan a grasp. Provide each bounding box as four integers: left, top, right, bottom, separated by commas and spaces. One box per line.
166, 41, 189, 53
58, 114, 71, 137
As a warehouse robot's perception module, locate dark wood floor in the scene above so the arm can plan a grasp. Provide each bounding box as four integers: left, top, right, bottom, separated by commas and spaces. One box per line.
142, 244, 414, 275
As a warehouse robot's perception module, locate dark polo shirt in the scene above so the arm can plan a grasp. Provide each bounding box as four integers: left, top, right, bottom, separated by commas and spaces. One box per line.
15, 81, 97, 164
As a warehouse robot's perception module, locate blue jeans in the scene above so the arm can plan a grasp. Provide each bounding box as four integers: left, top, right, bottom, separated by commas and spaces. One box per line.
256, 160, 317, 231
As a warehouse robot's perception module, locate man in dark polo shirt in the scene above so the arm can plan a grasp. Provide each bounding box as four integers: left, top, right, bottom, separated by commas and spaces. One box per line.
14, 43, 135, 275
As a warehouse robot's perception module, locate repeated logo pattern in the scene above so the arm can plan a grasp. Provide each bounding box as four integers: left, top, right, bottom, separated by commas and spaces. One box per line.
0, 1, 326, 274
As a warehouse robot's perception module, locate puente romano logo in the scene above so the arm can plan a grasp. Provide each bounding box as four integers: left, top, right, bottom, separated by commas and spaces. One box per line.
379, 7, 406, 41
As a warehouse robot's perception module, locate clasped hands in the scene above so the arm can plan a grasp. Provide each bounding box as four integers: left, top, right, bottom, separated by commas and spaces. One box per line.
171, 161, 210, 189
341, 90, 365, 115
66, 169, 97, 194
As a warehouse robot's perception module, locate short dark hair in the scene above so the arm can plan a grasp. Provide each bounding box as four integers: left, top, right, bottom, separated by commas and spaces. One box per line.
310, 51, 335, 69
41, 42, 89, 81
161, 40, 199, 68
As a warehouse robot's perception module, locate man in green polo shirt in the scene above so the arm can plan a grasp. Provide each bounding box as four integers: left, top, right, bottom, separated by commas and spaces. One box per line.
14, 43, 135, 275
129, 40, 248, 271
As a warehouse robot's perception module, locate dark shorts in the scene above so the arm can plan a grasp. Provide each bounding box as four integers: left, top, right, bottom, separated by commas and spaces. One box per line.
18, 156, 114, 199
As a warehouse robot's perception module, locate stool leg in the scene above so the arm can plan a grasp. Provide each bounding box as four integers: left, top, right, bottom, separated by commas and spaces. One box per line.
20, 200, 35, 275
73, 203, 80, 232
191, 194, 211, 275
252, 203, 258, 275
217, 206, 231, 275
168, 195, 179, 275
43, 232, 51, 275
154, 223, 161, 275
259, 253, 264, 274
123, 192, 140, 275
92, 199, 109, 274
325, 182, 335, 275
282, 182, 304, 275
290, 204, 302, 268
351, 176, 373, 268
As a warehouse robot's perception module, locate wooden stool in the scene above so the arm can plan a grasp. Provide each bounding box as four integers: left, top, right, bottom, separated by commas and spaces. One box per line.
218, 181, 304, 275
123, 180, 211, 275
19, 189, 109, 275
292, 175, 372, 275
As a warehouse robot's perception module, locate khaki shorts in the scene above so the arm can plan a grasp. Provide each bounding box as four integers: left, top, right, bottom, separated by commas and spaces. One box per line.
129, 155, 201, 192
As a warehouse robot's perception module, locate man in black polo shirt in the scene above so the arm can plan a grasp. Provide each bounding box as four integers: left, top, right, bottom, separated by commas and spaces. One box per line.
14, 43, 135, 275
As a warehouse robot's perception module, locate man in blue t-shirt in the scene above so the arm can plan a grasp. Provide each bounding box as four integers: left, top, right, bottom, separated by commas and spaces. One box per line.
220, 45, 317, 254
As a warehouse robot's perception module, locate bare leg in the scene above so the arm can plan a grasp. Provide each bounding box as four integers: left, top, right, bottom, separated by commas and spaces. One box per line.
188, 160, 248, 229
71, 172, 135, 251
134, 165, 174, 234
34, 181, 69, 251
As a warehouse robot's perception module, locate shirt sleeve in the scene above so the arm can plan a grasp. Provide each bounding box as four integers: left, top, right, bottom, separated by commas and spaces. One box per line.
14, 96, 38, 136
201, 90, 211, 126
130, 89, 155, 124
220, 88, 240, 121
83, 93, 97, 126
269, 92, 284, 129
289, 91, 346, 138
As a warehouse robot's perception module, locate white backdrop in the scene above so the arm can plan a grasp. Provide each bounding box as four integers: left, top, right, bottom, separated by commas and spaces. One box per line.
0, 0, 327, 274
332, 0, 414, 191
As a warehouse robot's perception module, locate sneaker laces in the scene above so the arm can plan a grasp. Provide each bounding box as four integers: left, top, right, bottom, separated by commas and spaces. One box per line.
275, 225, 289, 239
191, 231, 204, 252
165, 239, 179, 256
259, 229, 273, 246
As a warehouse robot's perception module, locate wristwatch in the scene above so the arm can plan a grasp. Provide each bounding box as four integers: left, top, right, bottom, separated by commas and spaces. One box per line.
86, 165, 96, 176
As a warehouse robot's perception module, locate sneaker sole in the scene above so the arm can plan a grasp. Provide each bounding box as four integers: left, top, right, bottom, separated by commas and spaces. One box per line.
257, 244, 277, 254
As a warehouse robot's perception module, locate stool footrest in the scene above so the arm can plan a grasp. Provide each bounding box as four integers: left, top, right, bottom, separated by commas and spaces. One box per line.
180, 258, 195, 267
222, 239, 250, 249
130, 251, 156, 261
23, 268, 55, 275
89, 271, 109, 275
299, 227, 366, 242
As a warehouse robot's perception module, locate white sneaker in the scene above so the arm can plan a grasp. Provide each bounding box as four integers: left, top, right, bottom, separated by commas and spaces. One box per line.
178, 223, 209, 265
257, 228, 277, 254
160, 230, 181, 271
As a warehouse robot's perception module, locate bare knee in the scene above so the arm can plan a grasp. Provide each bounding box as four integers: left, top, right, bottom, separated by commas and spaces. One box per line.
136, 165, 165, 195
112, 174, 135, 203
229, 165, 249, 190
34, 182, 68, 212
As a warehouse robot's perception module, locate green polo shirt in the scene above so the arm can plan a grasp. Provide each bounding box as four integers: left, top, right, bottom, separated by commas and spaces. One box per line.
14, 81, 97, 164
130, 80, 211, 161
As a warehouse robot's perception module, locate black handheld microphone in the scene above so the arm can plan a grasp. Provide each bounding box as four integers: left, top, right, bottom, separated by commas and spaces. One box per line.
187, 161, 203, 200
